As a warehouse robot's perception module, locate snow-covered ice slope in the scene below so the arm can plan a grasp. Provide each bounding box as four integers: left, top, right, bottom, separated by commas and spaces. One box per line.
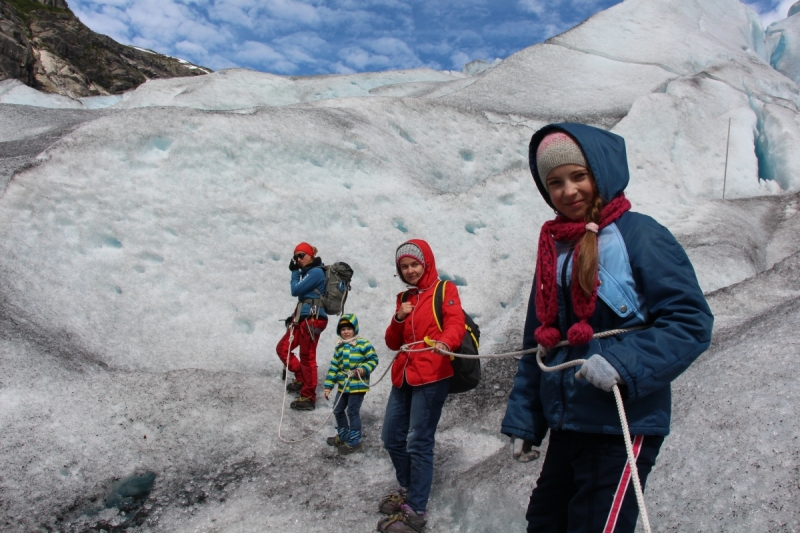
112, 68, 469, 111
1, 0, 800, 531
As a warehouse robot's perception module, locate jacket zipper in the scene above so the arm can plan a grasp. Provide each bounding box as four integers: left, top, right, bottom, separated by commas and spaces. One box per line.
401, 292, 416, 383
557, 246, 575, 431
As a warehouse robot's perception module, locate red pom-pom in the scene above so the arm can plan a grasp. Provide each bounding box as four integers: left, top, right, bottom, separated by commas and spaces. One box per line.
535, 326, 562, 348
567, 322, 594, 346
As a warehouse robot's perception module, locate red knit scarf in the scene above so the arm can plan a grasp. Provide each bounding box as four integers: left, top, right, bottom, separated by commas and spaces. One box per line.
534, 194, 631, 348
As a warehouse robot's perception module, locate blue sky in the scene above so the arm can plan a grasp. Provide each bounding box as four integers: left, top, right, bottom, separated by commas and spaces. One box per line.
69, 0, 795, 75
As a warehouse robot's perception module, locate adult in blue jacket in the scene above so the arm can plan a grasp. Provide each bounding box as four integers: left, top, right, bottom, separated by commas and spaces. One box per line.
502, 124, 713, 533
276, 242, 328, 410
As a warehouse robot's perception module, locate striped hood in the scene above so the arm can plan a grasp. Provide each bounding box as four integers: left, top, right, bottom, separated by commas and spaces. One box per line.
337, 313, 359, 336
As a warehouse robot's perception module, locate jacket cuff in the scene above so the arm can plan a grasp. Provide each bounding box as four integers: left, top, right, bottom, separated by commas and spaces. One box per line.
500, 425, 544, 447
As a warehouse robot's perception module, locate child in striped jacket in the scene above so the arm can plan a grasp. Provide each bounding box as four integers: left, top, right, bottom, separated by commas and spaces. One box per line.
324, 313, 379, 455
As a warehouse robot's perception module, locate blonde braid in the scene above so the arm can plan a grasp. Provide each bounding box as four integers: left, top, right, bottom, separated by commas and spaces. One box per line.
576, 194, 604, 296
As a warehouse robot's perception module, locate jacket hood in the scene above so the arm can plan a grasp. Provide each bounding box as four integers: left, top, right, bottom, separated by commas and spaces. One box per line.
529, 123, 630, 212
396, 239, 439, 290
337, 313, 359, 335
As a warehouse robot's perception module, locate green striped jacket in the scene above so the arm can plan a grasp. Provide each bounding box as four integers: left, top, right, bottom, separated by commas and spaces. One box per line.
324, 314, 379, 394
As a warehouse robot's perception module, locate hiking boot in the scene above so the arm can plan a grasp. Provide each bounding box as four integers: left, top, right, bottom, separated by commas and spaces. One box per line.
337, 441, 364, 455
379, 488, 408, 515
377, 505, 426, 532
326, 435, 345, 447
290, 396, 315, 410
286, 380, 303, 393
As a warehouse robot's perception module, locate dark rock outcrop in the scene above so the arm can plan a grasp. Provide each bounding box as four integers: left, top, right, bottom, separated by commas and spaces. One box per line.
0, 0, 210, 98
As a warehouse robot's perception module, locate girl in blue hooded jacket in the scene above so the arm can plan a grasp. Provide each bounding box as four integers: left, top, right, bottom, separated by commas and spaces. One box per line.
502, 124, 713, 533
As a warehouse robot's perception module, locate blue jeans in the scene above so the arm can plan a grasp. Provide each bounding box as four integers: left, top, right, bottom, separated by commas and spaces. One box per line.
333, 391, 365, 443
381, 378, 450, 513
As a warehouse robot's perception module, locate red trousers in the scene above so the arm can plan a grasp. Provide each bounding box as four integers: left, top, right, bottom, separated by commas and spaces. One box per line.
275, 318, 328, 402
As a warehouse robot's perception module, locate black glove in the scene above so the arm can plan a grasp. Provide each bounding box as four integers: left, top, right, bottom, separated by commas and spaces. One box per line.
289, 259, 300, 271
284, 315, 294, 328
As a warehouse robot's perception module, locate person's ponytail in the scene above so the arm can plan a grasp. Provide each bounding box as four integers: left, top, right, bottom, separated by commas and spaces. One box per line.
576, 194, 603, 296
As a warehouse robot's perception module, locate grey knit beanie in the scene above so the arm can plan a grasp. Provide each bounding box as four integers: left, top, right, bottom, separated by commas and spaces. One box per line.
536, 132, 587, 180
396, 243, 424, 265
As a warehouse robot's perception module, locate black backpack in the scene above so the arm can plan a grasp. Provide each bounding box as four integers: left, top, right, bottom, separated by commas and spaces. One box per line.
402, 280, 481, 394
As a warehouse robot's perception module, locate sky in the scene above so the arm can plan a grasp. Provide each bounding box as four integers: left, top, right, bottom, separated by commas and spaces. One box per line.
68, 0, 798, 75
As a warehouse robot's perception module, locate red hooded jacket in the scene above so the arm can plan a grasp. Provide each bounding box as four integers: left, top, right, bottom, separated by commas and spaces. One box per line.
385, 239, 466, 387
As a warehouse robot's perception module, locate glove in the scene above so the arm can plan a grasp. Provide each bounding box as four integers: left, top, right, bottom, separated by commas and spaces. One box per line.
510, 436, 540, 462
289, 258, 300, 271
284, 315, 294, 328
324, 389, 331, 400
575, 354, 622, 392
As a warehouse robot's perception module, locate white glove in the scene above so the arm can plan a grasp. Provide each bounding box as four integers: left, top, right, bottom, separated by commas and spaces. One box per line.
510, 436, 540, 462
575, 354, 622, 392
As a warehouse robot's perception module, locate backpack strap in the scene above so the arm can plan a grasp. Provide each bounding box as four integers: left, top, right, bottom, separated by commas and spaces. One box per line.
432, 280, 445, 332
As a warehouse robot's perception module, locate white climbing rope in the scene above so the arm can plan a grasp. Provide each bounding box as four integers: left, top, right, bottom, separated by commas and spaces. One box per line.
277, 321, 353, 444
404, 328, 652, 533
275, 321, 652, 533
531, 336, 652, 533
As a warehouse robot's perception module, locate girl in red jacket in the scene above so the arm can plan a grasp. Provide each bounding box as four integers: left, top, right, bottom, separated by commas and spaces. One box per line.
377, 239, 465, 533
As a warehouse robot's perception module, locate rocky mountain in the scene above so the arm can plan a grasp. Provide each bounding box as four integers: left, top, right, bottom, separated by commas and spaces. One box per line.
0, 0, 209, 98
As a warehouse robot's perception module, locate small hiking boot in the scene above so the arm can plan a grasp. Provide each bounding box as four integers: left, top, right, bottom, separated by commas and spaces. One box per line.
377, 505, 426, 532
286, 380, 303, 393
379, 488, 408, 515
326, 435, 345, 447
290, 396, 315, 410
337, 441, 364, 455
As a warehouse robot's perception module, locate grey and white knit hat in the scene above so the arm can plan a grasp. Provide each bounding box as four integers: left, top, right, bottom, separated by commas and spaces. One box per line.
396, 242, 424, 265
535, 132, 587, 180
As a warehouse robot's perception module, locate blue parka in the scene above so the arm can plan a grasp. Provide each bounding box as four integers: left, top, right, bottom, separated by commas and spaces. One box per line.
501, 123, 714, 445
291, 257, 328, 319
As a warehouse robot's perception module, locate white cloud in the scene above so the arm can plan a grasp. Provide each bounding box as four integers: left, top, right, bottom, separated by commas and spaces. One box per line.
233, 40, 297, 72
450, 50, 471, 70
368, 37, 415, 56
517, 0, 548, 17
70, 5, 132, 43
330, 61, 356, 74
263, 0, 321, 24
338, 46, 376, 70
416, 41, 453, 56
274, 32, 329, 65
173, 39, 210, 58
208, 3, 256, 29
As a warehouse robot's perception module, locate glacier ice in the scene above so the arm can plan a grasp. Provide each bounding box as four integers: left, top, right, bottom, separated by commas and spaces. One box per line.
1, 0, 800, 531
765, 8, 800, 85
